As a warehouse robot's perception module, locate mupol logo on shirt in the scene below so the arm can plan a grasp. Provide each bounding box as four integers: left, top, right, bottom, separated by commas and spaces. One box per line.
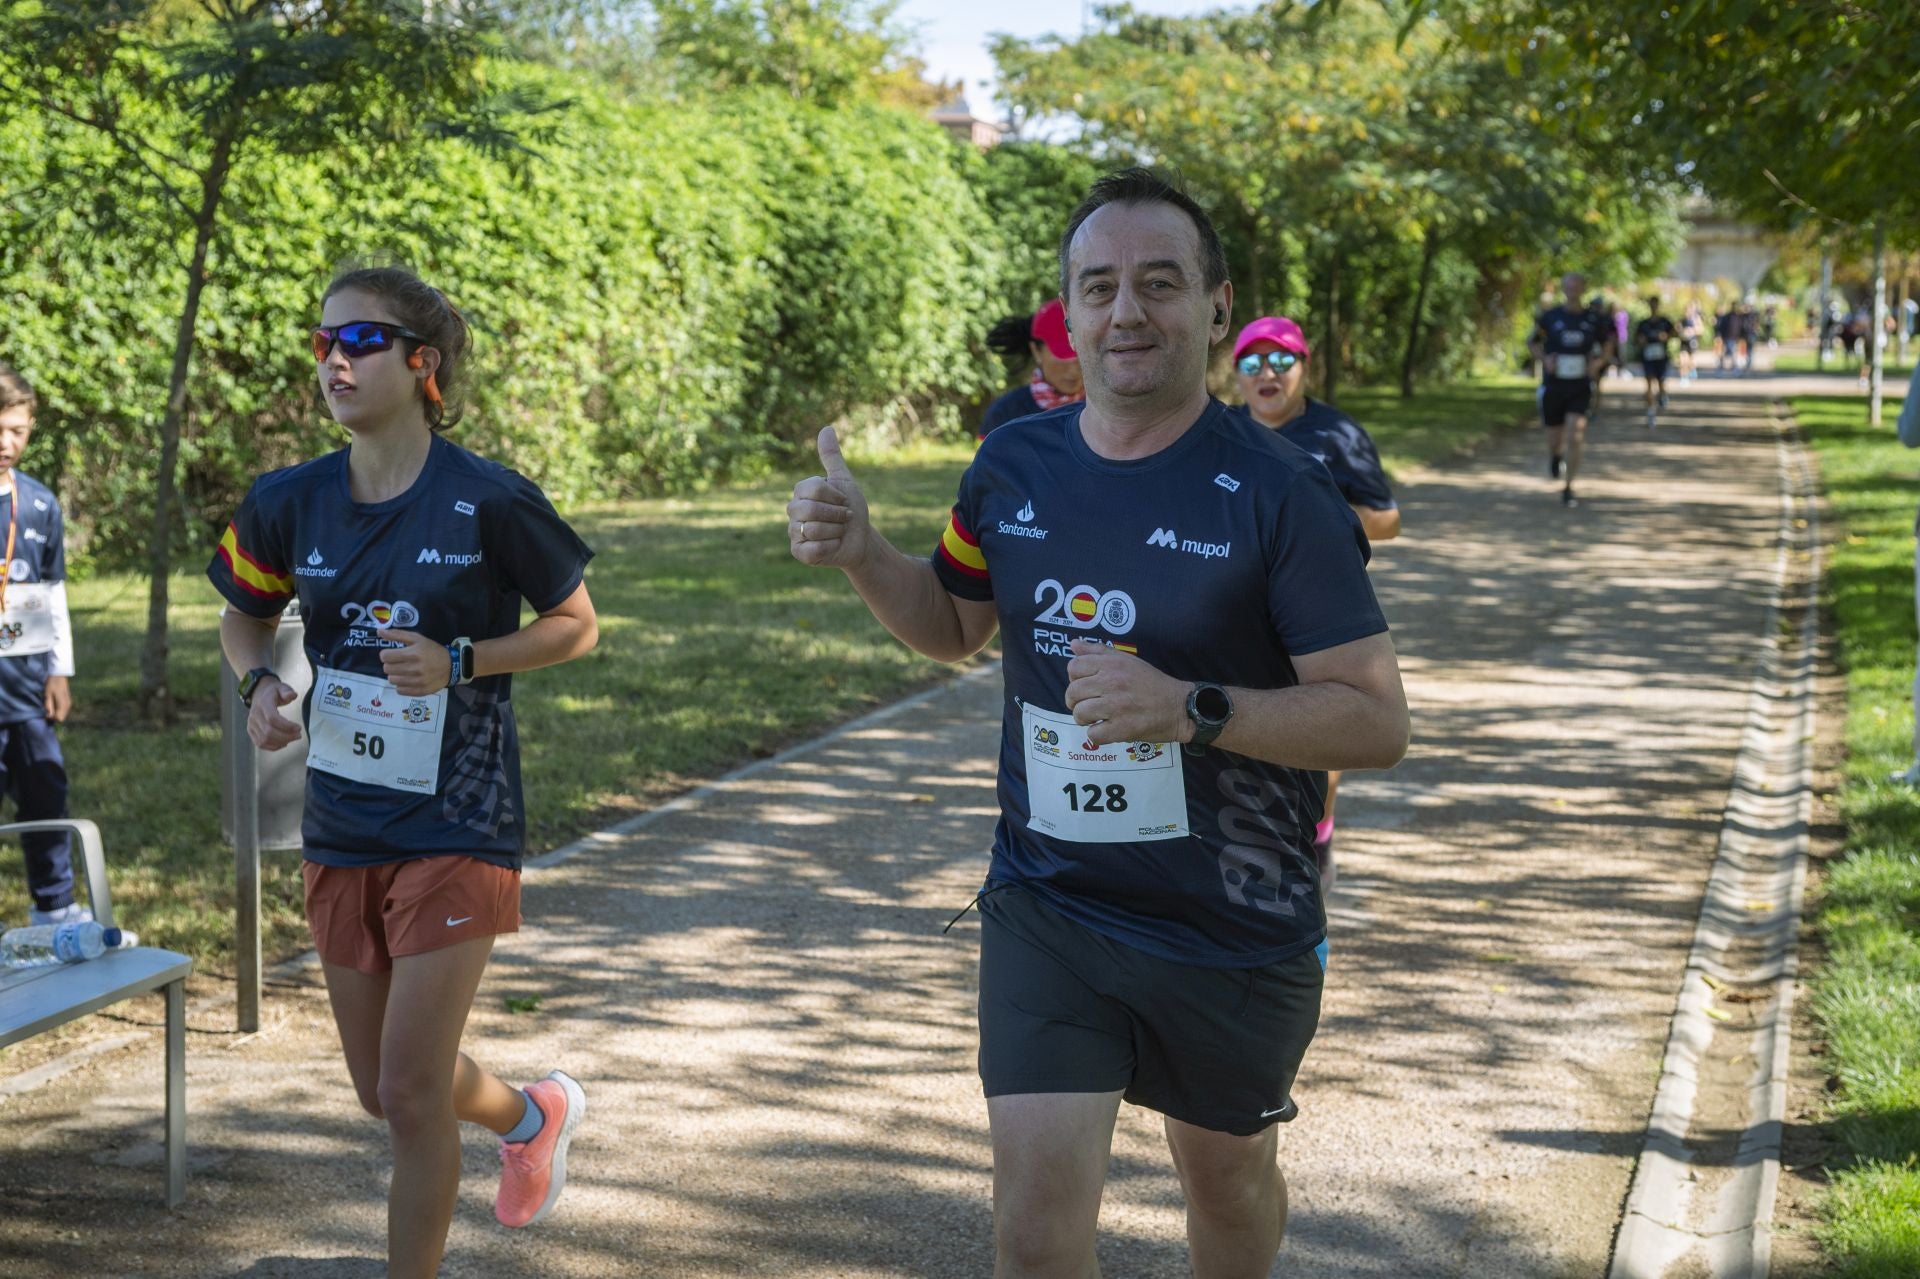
417, 548, 483, 566
1144, 527, 1232, 561
296, 547, 339, 578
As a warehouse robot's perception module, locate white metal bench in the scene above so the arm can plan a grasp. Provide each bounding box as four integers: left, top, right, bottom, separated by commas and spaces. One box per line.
0, 818, 191, 1206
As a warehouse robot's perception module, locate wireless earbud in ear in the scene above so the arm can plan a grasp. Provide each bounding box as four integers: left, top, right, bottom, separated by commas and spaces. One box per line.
406, 349, 424, 370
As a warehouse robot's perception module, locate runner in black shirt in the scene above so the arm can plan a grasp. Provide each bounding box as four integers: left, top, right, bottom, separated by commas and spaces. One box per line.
211, 267, 599, 1274
787, 169, 1407, 1275
1635, 297, 1677, 428
1529, 274, 1611, 507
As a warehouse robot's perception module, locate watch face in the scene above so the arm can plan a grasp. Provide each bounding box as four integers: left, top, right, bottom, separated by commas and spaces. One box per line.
1195, 685, 1231, 723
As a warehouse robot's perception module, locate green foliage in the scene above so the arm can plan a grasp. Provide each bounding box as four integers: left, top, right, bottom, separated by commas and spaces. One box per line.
993, 3, 1681, 391
1788, 392, 1920, 1275
0, 62, 1017, 561
1431, 0, 1920, 237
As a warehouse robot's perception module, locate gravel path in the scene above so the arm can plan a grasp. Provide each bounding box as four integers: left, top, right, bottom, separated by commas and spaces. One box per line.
0, 369, 1814, 1278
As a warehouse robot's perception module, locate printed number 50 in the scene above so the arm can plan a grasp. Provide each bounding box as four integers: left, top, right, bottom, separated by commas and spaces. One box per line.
352, 731, 386, 760
1063, 783, 1128, 813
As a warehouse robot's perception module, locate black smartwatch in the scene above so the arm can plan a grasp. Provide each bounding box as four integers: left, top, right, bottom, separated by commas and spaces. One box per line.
237, 666, 278, 708
1185, 682, 1234, 750
450, 636, 476, 687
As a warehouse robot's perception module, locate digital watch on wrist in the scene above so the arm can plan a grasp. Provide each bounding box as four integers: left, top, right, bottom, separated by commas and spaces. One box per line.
238, 666, 278, 708
449, 636, 476, 687
1185, 682, 1234, 750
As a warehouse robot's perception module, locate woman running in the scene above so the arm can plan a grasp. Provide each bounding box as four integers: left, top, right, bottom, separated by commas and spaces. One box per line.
209, 265, 599, 1277
978, 298, 1082, 439
1231, 315, 1402, 892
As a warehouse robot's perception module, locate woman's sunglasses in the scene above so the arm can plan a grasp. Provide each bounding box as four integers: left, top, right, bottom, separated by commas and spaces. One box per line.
311, 321, 424, 362
1236, 351, 1300, 377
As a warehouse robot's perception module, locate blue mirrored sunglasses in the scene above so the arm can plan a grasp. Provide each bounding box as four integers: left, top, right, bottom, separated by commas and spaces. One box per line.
1236, 351, 1300, 377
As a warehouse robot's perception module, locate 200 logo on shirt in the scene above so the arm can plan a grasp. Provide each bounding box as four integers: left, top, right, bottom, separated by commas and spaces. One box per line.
1031, 577, 1138, 658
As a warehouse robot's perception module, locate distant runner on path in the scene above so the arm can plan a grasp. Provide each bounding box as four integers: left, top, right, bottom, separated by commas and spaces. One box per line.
1635, 297, 1677, 428
1530, 273, 1611, 507
786, 167, 1409, 1278
1228, 312, 1402, 892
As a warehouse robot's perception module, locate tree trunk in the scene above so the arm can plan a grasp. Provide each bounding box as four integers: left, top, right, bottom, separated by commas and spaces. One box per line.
1871, 223, 1887, 428
1323, 250, 1342, 406
1817, 252, 1833, 369
138, 129, 235, 721
1898, 260, 1910, 365
1400, 227, 1440, 399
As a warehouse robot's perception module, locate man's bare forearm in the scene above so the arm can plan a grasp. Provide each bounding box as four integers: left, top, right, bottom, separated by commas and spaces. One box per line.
844, 534, 991, 663
1210, 680, 1409, 772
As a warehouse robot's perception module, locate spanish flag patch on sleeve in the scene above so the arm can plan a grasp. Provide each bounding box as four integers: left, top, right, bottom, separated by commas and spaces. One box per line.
217, 523, 294, 601
936, 508, 988, 580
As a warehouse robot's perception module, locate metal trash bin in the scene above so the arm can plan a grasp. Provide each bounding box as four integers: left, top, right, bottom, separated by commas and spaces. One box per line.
217, 602, 311, 1031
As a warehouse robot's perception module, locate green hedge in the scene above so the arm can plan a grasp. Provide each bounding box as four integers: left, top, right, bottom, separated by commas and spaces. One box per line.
1, 68, 1099, 567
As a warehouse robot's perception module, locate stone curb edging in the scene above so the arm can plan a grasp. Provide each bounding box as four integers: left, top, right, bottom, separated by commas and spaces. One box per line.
1606, 402, 1819, 1279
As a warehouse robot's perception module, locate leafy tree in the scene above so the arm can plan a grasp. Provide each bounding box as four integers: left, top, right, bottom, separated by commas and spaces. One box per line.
0, 0, 558, 718
1427, 0, 1920, 415
994, 2, 1680, 397
652, 0, 949, 108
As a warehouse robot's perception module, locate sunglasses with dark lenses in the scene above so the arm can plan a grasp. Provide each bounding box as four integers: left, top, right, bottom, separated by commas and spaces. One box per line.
310, 321, 425, 362
1236, 351, 1300, 377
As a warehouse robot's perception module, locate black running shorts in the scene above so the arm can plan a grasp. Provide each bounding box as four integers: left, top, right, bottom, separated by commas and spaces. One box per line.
1642, 360, 1669, 383
976, 881, 1324, 1136
1540, 380, 1593, 427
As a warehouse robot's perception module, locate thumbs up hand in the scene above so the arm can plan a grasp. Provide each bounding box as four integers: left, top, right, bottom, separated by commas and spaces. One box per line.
788, 427, 872, 569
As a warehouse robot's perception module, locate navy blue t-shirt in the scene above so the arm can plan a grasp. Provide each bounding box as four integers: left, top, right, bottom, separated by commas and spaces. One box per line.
1534, 306, 1610, 385
1635, 316, 1677, 360
0, 473, 68, 725
932, 399, 1388, 967
979, 384, 1042, 440
207, 435, 593, 869
1233, 400, 1396, 512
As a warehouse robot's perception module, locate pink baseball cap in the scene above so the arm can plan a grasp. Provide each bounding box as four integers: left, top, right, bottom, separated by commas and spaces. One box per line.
1232, 315, 1311, 361
1030, 298, 1077, 361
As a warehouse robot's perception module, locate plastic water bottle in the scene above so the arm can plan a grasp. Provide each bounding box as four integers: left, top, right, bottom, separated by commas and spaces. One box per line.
1, 921, 131, 968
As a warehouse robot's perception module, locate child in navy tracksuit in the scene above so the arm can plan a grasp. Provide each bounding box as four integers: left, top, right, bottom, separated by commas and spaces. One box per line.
0, 365, 80, 926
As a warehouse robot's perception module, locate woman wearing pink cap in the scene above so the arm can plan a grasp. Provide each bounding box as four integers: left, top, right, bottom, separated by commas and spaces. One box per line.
1232, 315, 1402, 891
978, 298, 1083, 439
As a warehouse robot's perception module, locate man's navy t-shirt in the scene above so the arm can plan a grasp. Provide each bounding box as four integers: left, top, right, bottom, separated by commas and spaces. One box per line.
932, 399, 1389, 968
207, 435, 592, 870
1635, 316, 1677, 359
0, 473, 67, 725
1534, 306, 1610, 384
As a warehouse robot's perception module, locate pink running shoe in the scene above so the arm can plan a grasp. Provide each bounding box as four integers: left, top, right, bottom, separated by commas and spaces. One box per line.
495, 1070, 586, 1228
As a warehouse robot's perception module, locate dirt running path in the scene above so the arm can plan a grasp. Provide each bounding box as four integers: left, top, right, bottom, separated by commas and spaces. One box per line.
0, 371, 1807, 1278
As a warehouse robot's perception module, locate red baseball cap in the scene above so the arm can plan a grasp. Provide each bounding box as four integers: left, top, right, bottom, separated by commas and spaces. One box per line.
1232, 315, 1311, 361
1030, 298, 1077, 361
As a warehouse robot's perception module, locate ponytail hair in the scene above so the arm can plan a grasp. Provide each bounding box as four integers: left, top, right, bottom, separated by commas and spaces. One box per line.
986, 312, 1037, 361
322, 263, 471, 431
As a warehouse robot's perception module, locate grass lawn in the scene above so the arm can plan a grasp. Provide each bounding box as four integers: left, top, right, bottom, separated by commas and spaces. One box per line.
1790, 392, 1920, 1278
1774, 349, 1918, 379
0, 376, 1535, 971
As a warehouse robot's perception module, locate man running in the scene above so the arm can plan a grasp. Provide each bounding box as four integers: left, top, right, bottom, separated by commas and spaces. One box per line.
1635, 297, 1677, 428
1530, 274, 1611, 507
787, 167, 1409, 1277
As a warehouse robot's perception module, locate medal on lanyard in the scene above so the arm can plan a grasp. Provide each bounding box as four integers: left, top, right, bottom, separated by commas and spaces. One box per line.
0, 487, 17, 614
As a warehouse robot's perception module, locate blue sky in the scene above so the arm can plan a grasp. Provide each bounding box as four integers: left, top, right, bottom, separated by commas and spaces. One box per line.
895, 0, 1226, 117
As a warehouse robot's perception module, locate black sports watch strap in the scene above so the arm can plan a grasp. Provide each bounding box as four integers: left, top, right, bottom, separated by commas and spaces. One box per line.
1185, 682, 1233, 750
238, 666, 278, 708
